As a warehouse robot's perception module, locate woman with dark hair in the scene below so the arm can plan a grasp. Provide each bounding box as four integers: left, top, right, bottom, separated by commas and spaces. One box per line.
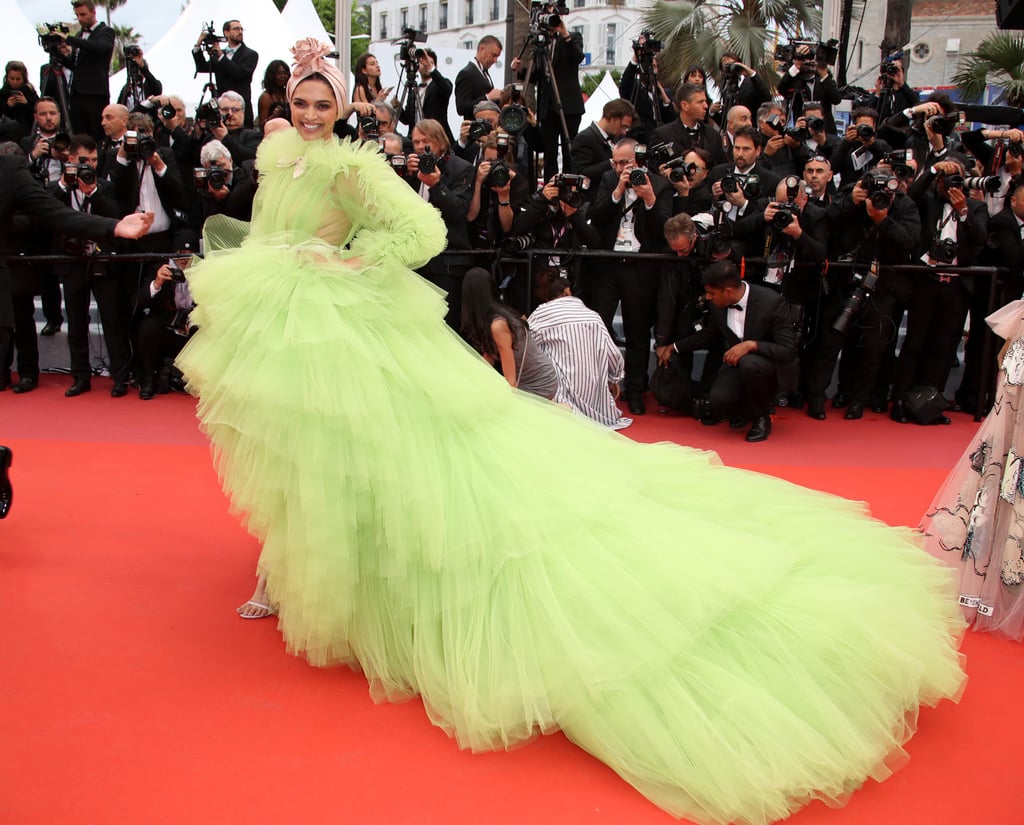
257, 59, 291, 128
352, 53, 390, 105
460, 267, 558, 399
1, 61, 40, 135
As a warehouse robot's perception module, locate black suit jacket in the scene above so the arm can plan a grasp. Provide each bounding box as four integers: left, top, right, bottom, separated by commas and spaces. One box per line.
0, 155, 117, 328
60, 22, 115, 98
569, 123, 614, 199
729, 73, 772, 118
192, 43, 259, 127
986, 208, 1024, 298
618, 61, 676, 144
455, 62, 493, 120
589, 168, 673, 252
399, 69, 455, 144
529, 33, 585, 119
911, 186, 989, 269
651, 118, 728, 168
674, 282, 797, 363
109, 147, 188, 219
777, 71, 843, 134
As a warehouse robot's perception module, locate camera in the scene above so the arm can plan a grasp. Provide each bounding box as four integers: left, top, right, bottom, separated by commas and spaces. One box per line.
945, 174, 1001, 193
554, 172, 589, 208
632, 29, 663, 74
833, 263, 881, 334
628, 168, 648, 187
124, 130, 157, 160
880, 57, 901, 78
418, 151, 438, 174
775, 39, 839, 70
763, 113, 785, 134
63, 163, 79, 190
207, 168, 228, 191
124, 45, 142, 60
499, 84, 528, 134
394, 27, 427, 62
159, 103, 177, 121
38, 22, 69, 52
693, 223, 733, 261
721, 173, 760, 198
882, 149, 914, 179
168, 266, 188, 283
721, 61, 745, 81
928, 237, 958, 264
484, 158, 511, 188
771, 202, 801, 229
530, 0, 569, 32
467, 118, 493, 142
924, 111, 964, 137
193, 167, 209, 190
359, 114, 380, 138
387, 154, 408, 174
196, 100, 221, 129
501, 234, 534, 254
199, 21, 226, 50
77, 164, 96, 186
806, 115, 825, 132
47, 132, 71, 154
662, 157, 693, 183
856, 123, 875, 141
859, 173, 899, 209
786, 124, 810, 142
1007, 141, 1024, 158
646, 142, 677, 169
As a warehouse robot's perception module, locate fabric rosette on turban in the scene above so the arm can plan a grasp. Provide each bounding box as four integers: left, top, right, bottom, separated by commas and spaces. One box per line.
287, 38, 348, 109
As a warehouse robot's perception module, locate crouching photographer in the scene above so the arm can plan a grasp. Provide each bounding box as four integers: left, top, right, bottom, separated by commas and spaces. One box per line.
133, 249, 198, 400
191, 139, 256, 222
804, 165, 921, 420
887, 158, 989, 424
511, 171, 600, 305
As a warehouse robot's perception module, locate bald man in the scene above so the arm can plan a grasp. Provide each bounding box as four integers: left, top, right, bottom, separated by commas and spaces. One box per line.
97, 103, 130, 180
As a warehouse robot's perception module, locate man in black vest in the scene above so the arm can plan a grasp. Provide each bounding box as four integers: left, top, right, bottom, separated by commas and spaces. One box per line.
56, 0, 115, 141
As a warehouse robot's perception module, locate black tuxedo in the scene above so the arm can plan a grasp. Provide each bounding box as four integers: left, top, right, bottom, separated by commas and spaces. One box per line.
192, 43, 259, 128
675, 283, 797, 417
651, 118, 728, 168
722, 73, 771, 121
116, 62, 164, 111
830, 138, 893, 186
59, 21, 114, 140
110, 147, 188, 220
569, 123, 615, 200
617, 61, 676, 144
589, 169, 673, 397
455, 61, 494, 120
777, 71, 842, 134
525, 33, 585, 179
133, 272, 195, 383
707, 162, 779, 255
399, 69, 454, 144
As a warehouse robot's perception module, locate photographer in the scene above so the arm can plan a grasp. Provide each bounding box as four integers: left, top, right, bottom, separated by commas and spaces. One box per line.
512, 171, 601, 301
570, 99, 636, 203
511, 14, 585, 180
870, 55, 919, 122
134, 251, 197, 400
663, 147, 713, 216
804, 164, 921, 420
803, 153, 836, 208
454, 100, 501, 163
191, 139, 255, 223
467, 133, 530, 252
652, 83, 728, 168
455, 36, 503, 119
137, 95, 195, 187
959, 126, 1024, 214
887, 158, 988, 423
49, 133, 131, 397
722, 105, 752, 162
776, 43, 842, 134
53, 1, 114, 141
398, 49, 454, 146
192, 20, 258, 129
756, 102, 812, 179
716, 54, 771, 124
618, 33, 675, 144
206, 91, 261, 165
796, 102, 840, 159
1, 61, 39, 136
589, 137, 673, 414
662, 260, 797, 442
116, 46, 163, 112
21, 97, 69, 185
708, 126, 779, 229
408, 119, 474, 328
830, 108, 891, 185
880, 93, 959, 170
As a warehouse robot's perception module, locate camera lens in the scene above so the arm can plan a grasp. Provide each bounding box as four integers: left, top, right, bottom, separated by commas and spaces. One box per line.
628, 168, 647, 187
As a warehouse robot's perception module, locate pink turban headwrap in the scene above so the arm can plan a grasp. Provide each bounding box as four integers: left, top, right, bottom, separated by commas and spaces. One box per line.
286, 38, 348, 110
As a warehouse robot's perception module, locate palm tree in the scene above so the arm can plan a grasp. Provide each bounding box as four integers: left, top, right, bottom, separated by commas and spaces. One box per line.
108, 24, 141, 74
641, 0, 820, 91
953, 32, 1024, 108
94, 0, 129, 28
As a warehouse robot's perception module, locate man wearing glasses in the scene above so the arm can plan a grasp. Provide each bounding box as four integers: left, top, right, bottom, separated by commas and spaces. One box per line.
193, 20, 259, 128
207, 91, 261, 166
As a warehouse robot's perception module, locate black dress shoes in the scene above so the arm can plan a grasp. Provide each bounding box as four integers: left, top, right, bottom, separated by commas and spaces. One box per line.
807, 401, 826, 420
65, 377, 92, 397
871, 398, 889, 414
0, 445, 11, 519
11, 376, 38, 394
139, 375, 156, 400
40, 321, 62, 336
626, 395, 646, 415
844, 401, 864, 420
745, 415, 772, 442
831, 393, 849, 409
0, 370, 10, 391
890, 400, 909, 423
110, 381, 128, 398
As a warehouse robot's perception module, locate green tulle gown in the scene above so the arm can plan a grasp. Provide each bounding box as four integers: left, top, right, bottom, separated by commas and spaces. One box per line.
176, 129, 967, 825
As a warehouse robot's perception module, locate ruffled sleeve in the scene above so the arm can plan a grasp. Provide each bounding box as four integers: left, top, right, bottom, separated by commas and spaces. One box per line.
986, 298, 1024, 340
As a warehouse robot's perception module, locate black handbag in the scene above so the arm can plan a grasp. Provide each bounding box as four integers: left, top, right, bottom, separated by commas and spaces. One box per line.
649, 357, 694, 414
904, 385, 948, 424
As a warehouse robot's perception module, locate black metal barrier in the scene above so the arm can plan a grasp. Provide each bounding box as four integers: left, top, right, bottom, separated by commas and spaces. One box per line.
6, 249, 1011, 422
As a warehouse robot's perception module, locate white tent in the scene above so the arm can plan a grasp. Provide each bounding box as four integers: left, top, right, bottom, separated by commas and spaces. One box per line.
0, 0, 51, 86
108, 0, 304, 112
581, 70, 620, 131
280, 0, 333, 46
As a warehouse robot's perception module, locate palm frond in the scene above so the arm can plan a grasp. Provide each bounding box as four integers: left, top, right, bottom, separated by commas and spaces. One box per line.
952, 32, 1024, 105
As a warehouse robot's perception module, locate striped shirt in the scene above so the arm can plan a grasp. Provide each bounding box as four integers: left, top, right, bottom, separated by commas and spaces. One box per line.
528, 296, 631, 429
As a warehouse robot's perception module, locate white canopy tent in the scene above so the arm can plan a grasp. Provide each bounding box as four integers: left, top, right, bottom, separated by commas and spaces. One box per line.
108, 0, 305, 112
0, 0, 52, 86
581, 70, 620, 131
280, 0, 333, 46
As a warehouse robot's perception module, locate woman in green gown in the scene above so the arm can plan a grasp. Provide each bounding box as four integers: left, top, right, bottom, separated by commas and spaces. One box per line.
177, 39, 967, 825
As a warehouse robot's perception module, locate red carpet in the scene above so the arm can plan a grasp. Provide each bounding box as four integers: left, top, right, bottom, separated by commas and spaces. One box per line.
1, 376, 1019, 825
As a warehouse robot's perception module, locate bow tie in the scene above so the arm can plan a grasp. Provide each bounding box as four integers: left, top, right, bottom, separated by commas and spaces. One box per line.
728, 304, 743, 310
418, 82, 428, 88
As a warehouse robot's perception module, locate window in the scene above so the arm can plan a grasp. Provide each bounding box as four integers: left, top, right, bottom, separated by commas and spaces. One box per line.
574, 0, 585, 7
462, 39, 475, 50
379, 12, 388, 40
420, 4, 428, 31
490, 0, 501, 21
400, 7, 409, 30
604, 23, 616, 65
439, 1, 448, 29
466, 0, 475, 26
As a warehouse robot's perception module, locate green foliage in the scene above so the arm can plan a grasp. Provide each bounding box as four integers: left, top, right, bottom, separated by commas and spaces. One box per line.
108, 24, 141, 74
642, 0, 820, 92
952, 32, 1024, 108
314, 0, 337, 32
582, 70, 621, 98
95, 0, 128, 26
